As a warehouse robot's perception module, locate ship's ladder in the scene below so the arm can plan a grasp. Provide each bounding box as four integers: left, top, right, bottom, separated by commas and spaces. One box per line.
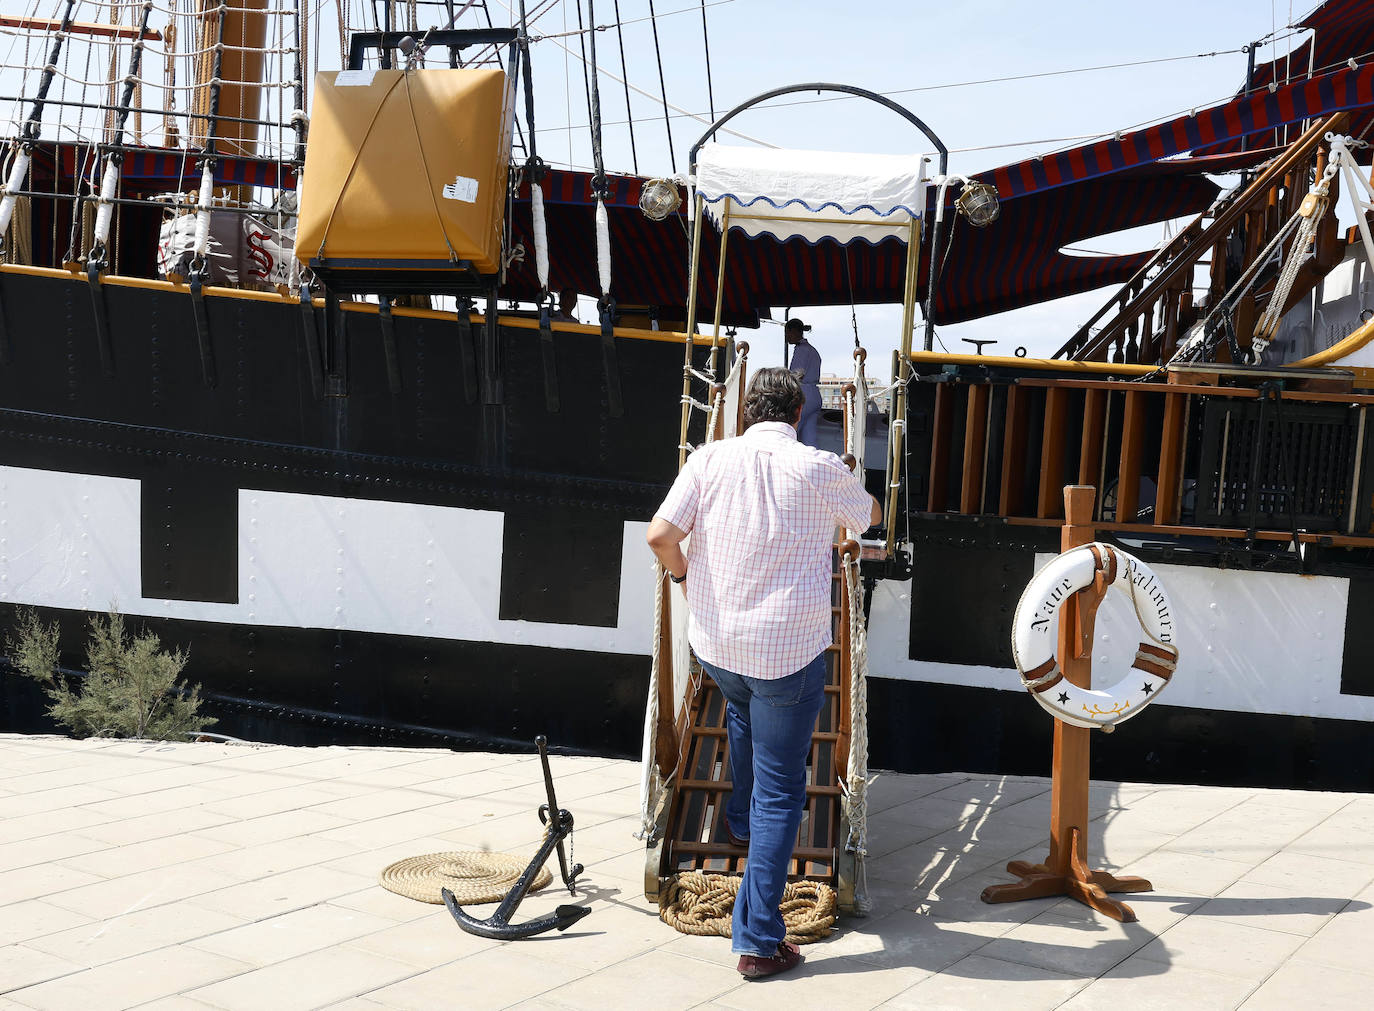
641, 346, 875, 917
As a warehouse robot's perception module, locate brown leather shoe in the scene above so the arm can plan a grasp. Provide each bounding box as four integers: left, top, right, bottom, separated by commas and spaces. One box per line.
737, 941, 803, 980
725, 822, 749, 848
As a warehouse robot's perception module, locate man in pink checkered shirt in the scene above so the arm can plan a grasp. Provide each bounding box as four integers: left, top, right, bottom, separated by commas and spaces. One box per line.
647, 367, 880, 980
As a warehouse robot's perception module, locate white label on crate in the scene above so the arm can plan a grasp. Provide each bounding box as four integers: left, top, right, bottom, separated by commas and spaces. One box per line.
442, 175, 479, 203
334, 70, 377, 87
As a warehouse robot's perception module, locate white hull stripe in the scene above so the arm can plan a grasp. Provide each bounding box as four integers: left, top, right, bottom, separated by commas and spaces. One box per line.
0, 465, 656, 655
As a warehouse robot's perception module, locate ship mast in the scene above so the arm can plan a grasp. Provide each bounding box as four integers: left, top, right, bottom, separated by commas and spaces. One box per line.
190, 0, 270, 160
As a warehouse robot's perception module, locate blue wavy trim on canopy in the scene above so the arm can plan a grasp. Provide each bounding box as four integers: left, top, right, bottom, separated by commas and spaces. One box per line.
698, 191, 924, 219
709, 226, 913, 249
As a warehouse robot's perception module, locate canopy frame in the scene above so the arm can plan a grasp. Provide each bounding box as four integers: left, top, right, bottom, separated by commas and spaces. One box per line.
678, 83, 949, 562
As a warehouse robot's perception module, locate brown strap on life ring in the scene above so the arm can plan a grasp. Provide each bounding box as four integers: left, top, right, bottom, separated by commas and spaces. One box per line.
1021, 657, 1063, 693
1133, 641, 1178, 680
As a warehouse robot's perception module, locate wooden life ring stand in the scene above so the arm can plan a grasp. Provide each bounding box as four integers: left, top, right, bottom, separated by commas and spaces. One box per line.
1011, 542, 1179, 731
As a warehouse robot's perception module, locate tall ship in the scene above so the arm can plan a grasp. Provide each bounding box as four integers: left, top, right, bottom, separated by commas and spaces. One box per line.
4, 0, 1374, 799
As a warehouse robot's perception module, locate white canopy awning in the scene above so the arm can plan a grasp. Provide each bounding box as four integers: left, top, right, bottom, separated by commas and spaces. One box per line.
694, 142, 927, 246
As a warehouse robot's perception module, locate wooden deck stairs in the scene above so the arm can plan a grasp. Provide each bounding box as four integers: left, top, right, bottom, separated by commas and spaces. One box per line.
644, 549, 863, 910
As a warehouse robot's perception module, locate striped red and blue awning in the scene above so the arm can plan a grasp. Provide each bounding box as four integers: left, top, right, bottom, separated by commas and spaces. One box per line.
40, 142, 298, 191
980, 61, 1374, 201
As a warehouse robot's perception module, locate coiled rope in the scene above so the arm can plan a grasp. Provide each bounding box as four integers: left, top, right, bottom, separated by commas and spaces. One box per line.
657, 872, 837, 944
379, 849, 552, 905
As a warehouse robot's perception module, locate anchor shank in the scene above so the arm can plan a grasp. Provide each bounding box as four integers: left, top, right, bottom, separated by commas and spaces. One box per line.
489, 811, 573, 925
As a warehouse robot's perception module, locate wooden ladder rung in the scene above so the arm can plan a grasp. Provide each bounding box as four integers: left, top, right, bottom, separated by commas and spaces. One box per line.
675, 841, 835, 860
676, 778, 843, 796
691, 726, 841, 742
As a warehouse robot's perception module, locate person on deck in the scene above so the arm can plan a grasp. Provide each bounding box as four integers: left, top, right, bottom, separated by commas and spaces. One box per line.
785, 318, 822, 447
552, 288, 579, 322
646, 368, 882, 981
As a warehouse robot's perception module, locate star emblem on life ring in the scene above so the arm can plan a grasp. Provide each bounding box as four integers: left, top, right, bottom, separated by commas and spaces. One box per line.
1057, 691, 1070, 703
1141, 682, 1154, 695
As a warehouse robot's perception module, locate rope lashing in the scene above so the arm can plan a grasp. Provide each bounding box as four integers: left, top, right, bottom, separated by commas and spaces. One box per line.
1251, 144, 1339, 359
517, 1, 550, 299
637, 561, 669, 841
658, 872, 837, 944
0, 149, 32, 238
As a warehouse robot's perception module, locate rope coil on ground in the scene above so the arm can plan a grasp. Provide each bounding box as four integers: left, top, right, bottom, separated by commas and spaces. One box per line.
658, 872, 837, 944
379, 850, 552, 905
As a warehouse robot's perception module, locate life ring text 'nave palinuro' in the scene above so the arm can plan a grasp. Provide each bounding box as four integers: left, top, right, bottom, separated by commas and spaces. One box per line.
1011, 543, 1180, 730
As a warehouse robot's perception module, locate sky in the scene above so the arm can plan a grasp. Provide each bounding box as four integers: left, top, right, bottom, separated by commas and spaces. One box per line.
0, 1, 1337, 373
503, 0, 1329, 371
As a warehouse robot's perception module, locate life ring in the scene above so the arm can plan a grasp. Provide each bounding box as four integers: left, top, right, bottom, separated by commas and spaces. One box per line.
1011, 543, 1179, 730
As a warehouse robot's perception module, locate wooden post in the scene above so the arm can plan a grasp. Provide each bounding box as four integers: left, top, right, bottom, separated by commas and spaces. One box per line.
980, 485, 1152, 922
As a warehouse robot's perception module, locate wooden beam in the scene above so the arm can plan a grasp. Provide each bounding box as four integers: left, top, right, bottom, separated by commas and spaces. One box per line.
1078, 388, 1107, 490
928, 382, 955, 512
999, 384, 1031, 516
961, 383, 991, 513
1037, 387, 1070, 518
0, 15, 162, 40
1155, 393, 1187, 525
1116, 391, 1148, 522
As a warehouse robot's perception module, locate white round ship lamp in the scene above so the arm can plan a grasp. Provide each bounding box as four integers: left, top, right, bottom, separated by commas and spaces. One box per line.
639, 178, 681, 221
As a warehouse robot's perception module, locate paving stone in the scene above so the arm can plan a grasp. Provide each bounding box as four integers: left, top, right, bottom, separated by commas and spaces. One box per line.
0, 944, 85, 994
192, 865, 376, 921
883, 953, 1086, 1010
5, 734, 1374, 1010
43, 863, 244, 920
1196, 878, 1350, 936
185, 944, 417, 1011
188, 902, 397, 967
24, 901, 246, 968
536, 948, 737, 1011
0, 900, 94, 948
974, 905, 1159, 977
1060, 960, 1253, 1010
1132, 913, 1305, 979
6, 945, 251, 1010
354, 945, 588, 1010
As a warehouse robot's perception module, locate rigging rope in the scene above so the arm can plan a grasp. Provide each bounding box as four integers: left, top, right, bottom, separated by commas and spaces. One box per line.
646, 0, 676, 172
517, 0, 549, 299
584, 0, 611, 307
611, 0, 636, 174
698, 0, 714, 123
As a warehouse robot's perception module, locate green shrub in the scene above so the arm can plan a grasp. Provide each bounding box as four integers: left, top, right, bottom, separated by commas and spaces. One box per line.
5, 608, 215, 740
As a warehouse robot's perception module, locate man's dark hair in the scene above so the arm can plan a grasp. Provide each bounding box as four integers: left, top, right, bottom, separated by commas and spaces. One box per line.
743, 367, 805, 425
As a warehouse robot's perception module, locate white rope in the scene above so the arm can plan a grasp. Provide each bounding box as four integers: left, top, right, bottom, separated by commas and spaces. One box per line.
0, 148, 30, 238
192, 160, 214, 257
92, 154, 118, 247
595, 196, 611, 297
1251, 135, 1360, 359
530, 179, 549, 294
839, 550, 870, 914
704, 386, 724, 444
637, 562, 667, 840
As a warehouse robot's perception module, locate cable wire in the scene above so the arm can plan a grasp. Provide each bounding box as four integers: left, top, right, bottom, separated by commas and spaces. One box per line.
646, 0, 675, 172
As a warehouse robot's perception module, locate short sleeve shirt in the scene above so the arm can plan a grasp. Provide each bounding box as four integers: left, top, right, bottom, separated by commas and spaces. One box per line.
655, 421, 873, 679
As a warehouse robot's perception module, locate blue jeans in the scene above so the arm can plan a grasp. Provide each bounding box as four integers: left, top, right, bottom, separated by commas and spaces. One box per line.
697, 651, 829, 957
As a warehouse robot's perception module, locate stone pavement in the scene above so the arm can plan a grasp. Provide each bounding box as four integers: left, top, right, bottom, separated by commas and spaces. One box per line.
1, 733, 1371, 1010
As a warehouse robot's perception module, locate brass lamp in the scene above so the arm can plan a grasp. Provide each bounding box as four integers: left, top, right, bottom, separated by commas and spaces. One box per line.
955, 180, 1001, 227
639, 178, 681, 221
